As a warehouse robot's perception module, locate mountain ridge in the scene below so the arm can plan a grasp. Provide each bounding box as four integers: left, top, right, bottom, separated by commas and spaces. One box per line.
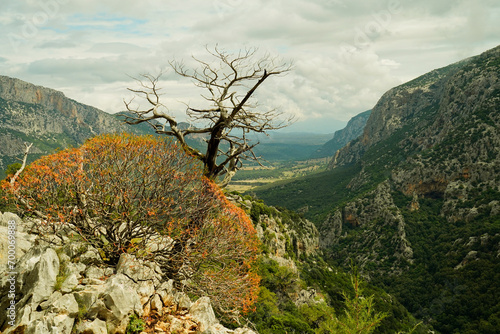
0, 75, 152, 177
312, 109, 371, 159
253, 44, 500, 333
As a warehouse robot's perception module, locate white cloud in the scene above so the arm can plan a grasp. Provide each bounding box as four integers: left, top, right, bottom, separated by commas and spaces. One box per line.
0, 0, 499, 132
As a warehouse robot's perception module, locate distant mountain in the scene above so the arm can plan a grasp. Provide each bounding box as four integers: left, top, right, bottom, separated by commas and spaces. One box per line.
311, 109, 371, 159
250, 131, 333, 162
253, 45, 500, 332
0, 76, 153, 178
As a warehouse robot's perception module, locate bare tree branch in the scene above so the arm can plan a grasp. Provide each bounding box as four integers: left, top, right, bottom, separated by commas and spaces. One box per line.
10, 142, 33, 188
124, 46, 294, 185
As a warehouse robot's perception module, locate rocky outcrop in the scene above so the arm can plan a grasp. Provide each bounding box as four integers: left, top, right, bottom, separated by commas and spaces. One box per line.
320, 45, 500, 256
0, 212, 256, 334
0, 76, 151, 176
241, 198, 320, 273
319, 181, 413, 275
313, 109, 371, 159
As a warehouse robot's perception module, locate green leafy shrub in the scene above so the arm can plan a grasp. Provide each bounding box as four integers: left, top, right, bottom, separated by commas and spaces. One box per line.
126, 314, 145, 334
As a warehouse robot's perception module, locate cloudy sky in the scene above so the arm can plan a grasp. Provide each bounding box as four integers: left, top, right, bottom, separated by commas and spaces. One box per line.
1, 0, 499, 133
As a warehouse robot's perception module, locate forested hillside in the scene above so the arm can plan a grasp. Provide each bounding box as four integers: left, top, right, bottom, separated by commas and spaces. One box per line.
0, 76, 152, 179
253, 45, 500, 333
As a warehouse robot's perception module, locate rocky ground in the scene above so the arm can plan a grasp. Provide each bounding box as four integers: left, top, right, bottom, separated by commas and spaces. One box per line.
0, 211, 256, 334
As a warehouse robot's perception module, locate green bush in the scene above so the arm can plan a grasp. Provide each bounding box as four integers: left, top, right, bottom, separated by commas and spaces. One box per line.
126, 314, 145, 334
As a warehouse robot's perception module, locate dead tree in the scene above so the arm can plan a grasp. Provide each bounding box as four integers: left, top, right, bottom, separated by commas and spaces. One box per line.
123, 46, 293, 187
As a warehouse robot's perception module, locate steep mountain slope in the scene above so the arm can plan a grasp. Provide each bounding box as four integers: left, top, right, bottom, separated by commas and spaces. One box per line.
312, 109, 371, 159
232, 196, 426, 334
0, 76, 153, 178
253, 45, 500, 333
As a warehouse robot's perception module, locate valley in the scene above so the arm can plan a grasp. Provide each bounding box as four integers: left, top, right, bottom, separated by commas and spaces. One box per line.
227, 157, 330, 192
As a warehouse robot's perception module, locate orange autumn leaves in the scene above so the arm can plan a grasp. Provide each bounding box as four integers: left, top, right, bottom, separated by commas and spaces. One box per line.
189, 180, 261, 316
5, 133, 260, 318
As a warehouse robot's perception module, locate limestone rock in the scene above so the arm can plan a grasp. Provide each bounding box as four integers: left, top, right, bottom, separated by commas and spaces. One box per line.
0, 223, 36, 268
150, 293, 163, 314
101, 274, 143, 333
60, 272, 79, 293
157, 280, 175, 307
50, 293, 79, 317
75, 318, 108, 334
116, 253, 159, 283
0, 212, 23, 229
137, 279, 156, 306
0, 213, 262, 334
319, 181, 413, 275
17, 246, 60, 305
85, 265, 105, 280
79, 249, 102, 266
39, 291, 63, 310
189, 297, 218, 332
176, 292, 193, 310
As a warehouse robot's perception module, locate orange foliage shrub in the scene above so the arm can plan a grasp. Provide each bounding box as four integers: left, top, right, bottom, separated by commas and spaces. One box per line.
7, 133, 260, 318
188, 180, 261, 317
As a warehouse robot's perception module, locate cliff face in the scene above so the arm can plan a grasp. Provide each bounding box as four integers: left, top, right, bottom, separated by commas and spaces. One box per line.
320, 46, 500, 331
312, 109, 371, 159
0, 76, 143, 175
0, 76, 125, 135
320, 181, 414, 275
331, 46, 499, 172
330, 45, 500, 220
231, 195, 321, 271
254, 45, 500, 332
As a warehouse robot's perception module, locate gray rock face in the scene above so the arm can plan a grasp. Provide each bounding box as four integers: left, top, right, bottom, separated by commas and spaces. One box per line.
100, 274, 143, 333
19, 246, 60, 305
116, 253, 161, 283
74, 318, 108, 334
0, 213, 37, 268
253, 206, 319, 261
319, 181, 413, 275
0, 213, 255, 334
314, 109, 371, 159
0, 245, 59, 331
189, 297, 218, 332
0, 75, 149, 176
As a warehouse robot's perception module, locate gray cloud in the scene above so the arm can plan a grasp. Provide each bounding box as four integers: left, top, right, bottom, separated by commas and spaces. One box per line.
36, 39, 77, 49
0, 0, 498, 131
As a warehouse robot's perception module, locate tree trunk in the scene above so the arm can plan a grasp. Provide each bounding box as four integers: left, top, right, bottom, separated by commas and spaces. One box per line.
204, 120, 225, 179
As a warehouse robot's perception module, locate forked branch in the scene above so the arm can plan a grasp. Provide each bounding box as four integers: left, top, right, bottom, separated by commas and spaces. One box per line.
124, 46, 293, 185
